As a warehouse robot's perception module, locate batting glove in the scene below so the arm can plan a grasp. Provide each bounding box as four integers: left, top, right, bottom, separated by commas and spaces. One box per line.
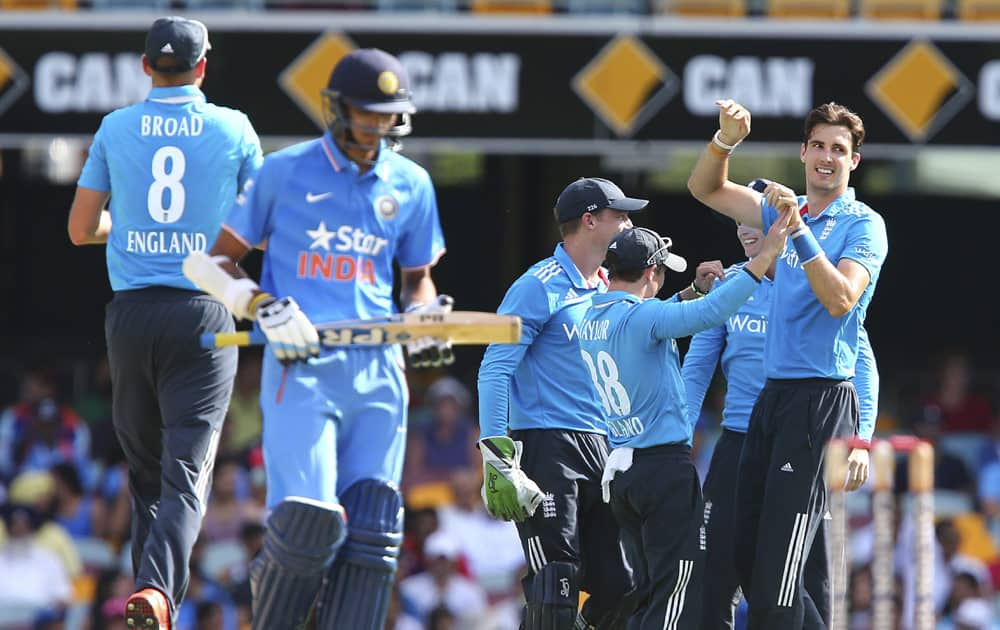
255, 296, 320, 364
405, 295, 455, 368
601, 447, 634, 503
479, 436, 544, 522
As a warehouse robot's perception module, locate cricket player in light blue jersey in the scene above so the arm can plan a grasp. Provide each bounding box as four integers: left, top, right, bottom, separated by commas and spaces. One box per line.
683, 209, 881, 629
184, 49, 448, 630
68, 17, 261, 630
688, 100, 888, 629
584, 221, 789, 630
478, 177, 655, 630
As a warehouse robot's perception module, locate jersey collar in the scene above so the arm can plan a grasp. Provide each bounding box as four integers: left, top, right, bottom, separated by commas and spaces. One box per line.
592, 290, 640, 306
554, 243, 607, 291
146, 84, 205, 104
321, 131, 392, 181
800, 187, 856, 221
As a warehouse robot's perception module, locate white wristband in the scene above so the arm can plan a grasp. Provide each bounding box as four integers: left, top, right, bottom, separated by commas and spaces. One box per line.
182, 250, 261, 320
713, 130, 740, 152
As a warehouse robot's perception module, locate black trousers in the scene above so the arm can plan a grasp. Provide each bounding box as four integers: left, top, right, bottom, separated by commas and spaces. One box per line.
106, 287, 237, 617
608, 444, 704, 630
511, 429, 633, 623
733, 378, 857, 630
701, 429, 745, 630
702, 429, 833, 630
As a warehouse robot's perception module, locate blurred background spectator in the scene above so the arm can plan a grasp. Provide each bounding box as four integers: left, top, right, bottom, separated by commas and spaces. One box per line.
0, 365, 90, 486
399, 530, 488, 626
404, 375, 479, 492
0, 503, 72, 627
921, 349, 993, 434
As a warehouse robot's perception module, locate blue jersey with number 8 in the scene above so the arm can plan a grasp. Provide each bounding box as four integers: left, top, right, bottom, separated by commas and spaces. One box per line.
78, 84, 262, 291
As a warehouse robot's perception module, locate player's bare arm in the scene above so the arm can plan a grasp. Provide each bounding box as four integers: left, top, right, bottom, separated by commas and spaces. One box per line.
67, 186, 112, 245
784, 208, 871, 317
803, 257, 871, 318
399, 266, 439, 311
687, 99, 763, 228
678, 260, 725, 300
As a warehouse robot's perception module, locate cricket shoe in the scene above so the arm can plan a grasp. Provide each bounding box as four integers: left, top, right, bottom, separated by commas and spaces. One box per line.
125, 588, 171, 629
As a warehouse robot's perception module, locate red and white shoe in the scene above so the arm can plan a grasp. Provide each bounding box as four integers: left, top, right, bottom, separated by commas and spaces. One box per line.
125, 588, 171, 629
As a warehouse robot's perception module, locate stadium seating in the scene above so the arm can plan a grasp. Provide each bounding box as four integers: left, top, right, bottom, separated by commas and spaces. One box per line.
470, 0, 553, 13
858, 0, 945, 19
86, 0, 168, 8
0, 0, 75, 8
956, 0, 1000, 19
661, 0, 747, 16
766, 0, 850, 17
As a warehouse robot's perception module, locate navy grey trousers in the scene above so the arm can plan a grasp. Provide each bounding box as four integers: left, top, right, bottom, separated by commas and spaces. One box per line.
702, 429, 833, 630
106, 287, 237, 617
734, 378, 857, 630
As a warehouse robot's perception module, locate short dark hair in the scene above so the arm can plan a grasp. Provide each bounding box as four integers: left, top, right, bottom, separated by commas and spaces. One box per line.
607, 264, 664, 282
554, 205, 583, 237
554, 207, 617, 238
804, 102, 865, 154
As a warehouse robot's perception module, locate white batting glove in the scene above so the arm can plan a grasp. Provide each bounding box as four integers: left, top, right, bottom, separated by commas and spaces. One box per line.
405, 295, 455, 368
601, 447, 634, 503
255, 297, 320, 364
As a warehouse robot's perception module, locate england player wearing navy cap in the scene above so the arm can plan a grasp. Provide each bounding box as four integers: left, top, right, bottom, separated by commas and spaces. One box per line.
681, 186, 881, 628
582, 221, 789, 630
183, 48, 447, 630
688, 101, 888, 629
478, 177, 655, 629
69, 16, 262, 630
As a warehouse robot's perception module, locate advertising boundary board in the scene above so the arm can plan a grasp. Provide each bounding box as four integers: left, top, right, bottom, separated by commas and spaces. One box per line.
1, 13, 1000, 155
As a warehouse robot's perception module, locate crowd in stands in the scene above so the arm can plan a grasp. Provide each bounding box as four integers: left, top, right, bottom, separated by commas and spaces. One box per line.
0, 346, 998, 629
3, 0, 1000, 22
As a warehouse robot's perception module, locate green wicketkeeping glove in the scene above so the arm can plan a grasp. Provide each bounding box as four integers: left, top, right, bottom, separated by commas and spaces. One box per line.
479, 436, 544, 522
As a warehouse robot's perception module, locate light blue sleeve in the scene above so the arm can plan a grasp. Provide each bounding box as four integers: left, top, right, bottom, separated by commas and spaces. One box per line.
396, 169, 446, 269
854, 327, 879, 442
648, 272, 758, 341
477, 276, 549, 439
77, 120, 111, 192
683, 323, 726, 428
978, 462, 1000, 503
760, 196, 777, 233
0, 408, 15, 479
841, 212, 889, 282
237, 115, 264, 191
224, 155, 283, 247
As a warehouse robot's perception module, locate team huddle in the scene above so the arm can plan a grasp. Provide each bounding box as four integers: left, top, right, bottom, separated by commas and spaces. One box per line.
477, 109, 886, 629
67, 14, 886, 630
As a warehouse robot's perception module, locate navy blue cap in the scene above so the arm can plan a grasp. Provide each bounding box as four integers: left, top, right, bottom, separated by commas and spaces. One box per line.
606, 227, 687, 274
555, 177, 647, 223
145, 17, 210, 73
326, 48, 416, 115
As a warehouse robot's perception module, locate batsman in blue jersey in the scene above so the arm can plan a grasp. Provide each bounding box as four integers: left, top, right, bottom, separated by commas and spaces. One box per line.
68, 17, 262, 630
683, 208, 881, 629
582, 221, 788, 630
184, 49, 448, 630
478, 177, 652, 630
688, 100, 888, 629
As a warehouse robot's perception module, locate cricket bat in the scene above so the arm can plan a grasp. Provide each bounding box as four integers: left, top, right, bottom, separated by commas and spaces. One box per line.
200, 311, 522, 349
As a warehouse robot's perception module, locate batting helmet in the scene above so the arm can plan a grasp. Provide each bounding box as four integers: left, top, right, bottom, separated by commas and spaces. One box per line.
321, 48, 415, 152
